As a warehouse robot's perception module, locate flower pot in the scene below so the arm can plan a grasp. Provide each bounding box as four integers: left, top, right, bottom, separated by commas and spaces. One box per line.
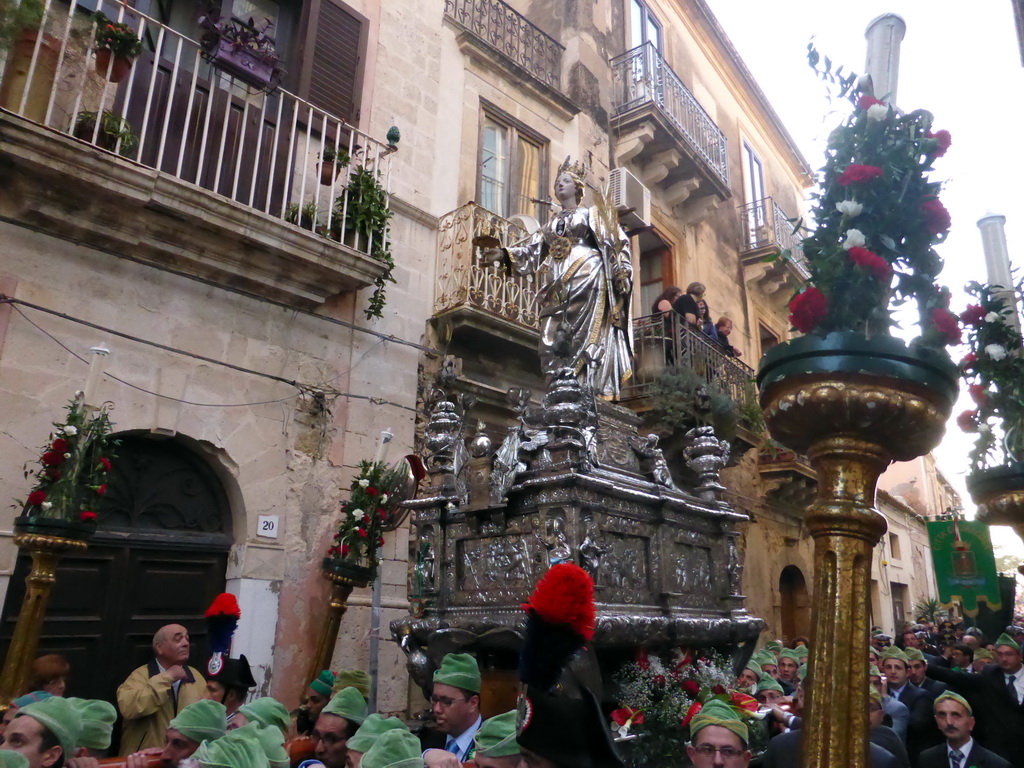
0, 30, 60, 123
14, 514, 94, 542
73, 119, 119, 152
319, 162, 339, 187
966, 462, 1024, 530
207, 37, 279, 91
94, 49, 133, 83
321, 557, 373, 588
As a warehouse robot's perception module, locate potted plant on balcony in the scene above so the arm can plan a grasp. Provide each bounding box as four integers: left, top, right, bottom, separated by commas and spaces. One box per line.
91, 12, 141, 83
73, 109, 138, 156
0, 0, 57, 122
318, 143, 350, 187
198, 6, 283, 91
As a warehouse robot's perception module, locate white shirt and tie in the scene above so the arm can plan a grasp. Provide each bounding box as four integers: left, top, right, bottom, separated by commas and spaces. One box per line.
444, 716, 482, 761
947, 737, 972, 768
1006, 669, 1024, 705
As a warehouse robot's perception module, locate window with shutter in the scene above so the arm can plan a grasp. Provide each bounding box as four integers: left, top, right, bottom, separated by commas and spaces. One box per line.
307, 0, 361, 123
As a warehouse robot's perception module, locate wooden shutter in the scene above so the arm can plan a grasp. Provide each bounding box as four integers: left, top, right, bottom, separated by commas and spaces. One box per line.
308, 0, 361, 122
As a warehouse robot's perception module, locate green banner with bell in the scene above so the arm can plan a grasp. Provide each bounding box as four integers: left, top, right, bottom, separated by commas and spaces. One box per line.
927, 520, 1002, 616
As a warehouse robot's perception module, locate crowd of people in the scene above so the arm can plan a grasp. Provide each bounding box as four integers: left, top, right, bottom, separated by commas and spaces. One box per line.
650, 282, 742, 359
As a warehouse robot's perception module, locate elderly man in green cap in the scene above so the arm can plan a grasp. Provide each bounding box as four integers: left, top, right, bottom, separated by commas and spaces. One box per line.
311, 687, 367, 768
686, 700, 751, 767
926, 632, 1024, 767
420, 653, 482, 767
345, 715, 409, 768
1, 698, 81, 768
916, 692, 1010, 768
125, 699, 227, 768
471, 711, 519, 768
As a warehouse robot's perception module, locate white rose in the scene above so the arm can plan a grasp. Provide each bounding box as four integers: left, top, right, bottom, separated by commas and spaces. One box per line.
352, 508, 366, 521
979, 424, 992, 434
63, 425, 78, 436
380, 493, 388, 503
985, 312, 1001, 323
358, 478, 369, 488
985, 344, 1008, 361
41, 502, 52, 510
842, 229, 867, 250
63, 453, 71, 459
836, 200, 863, 218
867, 103, 888, 121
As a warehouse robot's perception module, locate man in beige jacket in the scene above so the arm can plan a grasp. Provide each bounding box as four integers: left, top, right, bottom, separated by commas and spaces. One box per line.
117, 624, 206, 755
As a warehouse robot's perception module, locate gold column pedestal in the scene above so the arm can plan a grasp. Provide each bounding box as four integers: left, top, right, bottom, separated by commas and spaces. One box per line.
0, 532, 88, 710
761, 375, 952, 768
304, 565, 371, 700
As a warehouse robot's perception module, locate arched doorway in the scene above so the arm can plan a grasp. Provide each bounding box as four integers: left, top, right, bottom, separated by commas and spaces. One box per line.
0, 434, 233, 706
779, 565, 810, 642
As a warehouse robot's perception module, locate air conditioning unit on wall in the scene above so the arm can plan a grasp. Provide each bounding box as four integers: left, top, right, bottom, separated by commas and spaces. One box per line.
608, 167, 651, 231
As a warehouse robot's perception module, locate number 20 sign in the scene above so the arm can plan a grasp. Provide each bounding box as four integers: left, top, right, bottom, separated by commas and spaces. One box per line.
257, 515, 279, 539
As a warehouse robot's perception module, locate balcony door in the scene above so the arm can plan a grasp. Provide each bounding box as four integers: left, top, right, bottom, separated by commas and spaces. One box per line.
629, 0, 662, 51
742, 142, 767, 249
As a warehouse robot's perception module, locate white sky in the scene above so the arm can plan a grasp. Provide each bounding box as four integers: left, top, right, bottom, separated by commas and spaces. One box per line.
703, 0, 1024, 559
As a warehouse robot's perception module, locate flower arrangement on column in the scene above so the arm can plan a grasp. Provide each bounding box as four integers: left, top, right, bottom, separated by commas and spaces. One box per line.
756, 50, 960, 768
958, 284, 1024, 539
1, 393, 117, 708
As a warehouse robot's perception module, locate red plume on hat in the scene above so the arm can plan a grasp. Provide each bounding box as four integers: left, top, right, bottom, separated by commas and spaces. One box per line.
518, 563, 595, 691
205, 592, 240, 676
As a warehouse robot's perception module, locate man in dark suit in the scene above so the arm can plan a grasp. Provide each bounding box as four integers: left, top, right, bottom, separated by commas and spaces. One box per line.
906, 649, 947, 697
926, 633, 1024, 768
881, 646, 942, 763
916, 692, 1010, 768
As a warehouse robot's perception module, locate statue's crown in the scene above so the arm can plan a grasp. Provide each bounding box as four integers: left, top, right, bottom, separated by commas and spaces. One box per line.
556, 155, 588, 185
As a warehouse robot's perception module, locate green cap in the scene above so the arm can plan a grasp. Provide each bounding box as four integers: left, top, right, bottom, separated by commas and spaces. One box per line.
432, 653, 481, 694
234, 723, 287, 768
17, 697, 82, 756
169, 700, 228, 743
869, 687, 882, 705
756, 674, 784, 694
995, 633, 1021, 651
935, 691, 972, 715
744, 660, 762, 677
797, 664, 808, 680
867, 646, 879, 658
974, 648, 994, 662
869, 665, 882, 677
689, 699, 748, 744
333, 669, 372, 699
347, 715, 410, 755
778, 649, 800, 661
794, 646, 809, 659
309, 670, 336, 698
321, 686, 367, 725
903, 648, 926, 663
879, 647, 909, 667
0, 753, 29, 768
751, 651, 776, 668
195, 729, 270, 768
474, 711, 520, 758
238, 697, 290, 734
66, 697, 116, 750
765, 641, 783, 654
361, 729, 423, 768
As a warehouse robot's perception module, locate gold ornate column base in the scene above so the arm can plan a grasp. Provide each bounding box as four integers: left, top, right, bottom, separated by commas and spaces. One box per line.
303, 563, 372, 702
762, 376, 953, 768
0, 532, 88, 711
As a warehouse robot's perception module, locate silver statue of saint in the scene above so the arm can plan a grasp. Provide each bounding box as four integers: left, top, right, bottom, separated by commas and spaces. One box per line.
485, 157, 633, 398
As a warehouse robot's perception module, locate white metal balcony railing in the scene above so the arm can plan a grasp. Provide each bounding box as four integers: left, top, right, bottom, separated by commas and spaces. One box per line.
739, 197, 810, 278
0, 0, 394, 257
610, 42, 729, 187
626, 311, 756, 404
434, 202, 546, 330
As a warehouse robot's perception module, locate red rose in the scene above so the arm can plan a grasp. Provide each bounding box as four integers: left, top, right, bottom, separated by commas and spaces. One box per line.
27, 490, 46, 506
97, 483, 107, 495
857, 94, 885, 110
960, 352, 978, 370
712, 684, 727, 695
378, 508, 386, 518
921, 197, 951, 235
377, 536, 385, 546
682, 679, 700, 697
788, 287, 828, 333
358, 528, 367, 538
969, 384, 989, 407
366, 487, 378, 496
41, 451, 63, 467
847, 246, 892, 281
957, 409, 979, 433
47, 469, 61, 480
611, 707, 644, 726
681, 701, 702, 727
930, 308, 962, 345
959, 305, 986, 328
99, 457, 111, 472
837, 164, 884, 186
341, 544, 350, 557
927, 129, 952, 157
80, 511, 97, 522
51, 438, 68, 453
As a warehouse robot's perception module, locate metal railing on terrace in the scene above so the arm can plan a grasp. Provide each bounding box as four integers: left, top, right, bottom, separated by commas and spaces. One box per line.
0, 0, 395, 257
610, 42, 729, 187
624, 311, 756, 404
443, 0, 563, 89
435, 202, 546, 329
739, 197, 810, 278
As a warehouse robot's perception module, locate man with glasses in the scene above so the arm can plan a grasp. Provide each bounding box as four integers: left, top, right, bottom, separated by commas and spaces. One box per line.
311, 688, 368, 768
686, 699, 751, 767
421, 653, 483, 767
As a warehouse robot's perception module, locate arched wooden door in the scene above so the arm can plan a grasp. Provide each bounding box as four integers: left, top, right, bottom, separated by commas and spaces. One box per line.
779, 564, 810, 642
0, 434, 233, 707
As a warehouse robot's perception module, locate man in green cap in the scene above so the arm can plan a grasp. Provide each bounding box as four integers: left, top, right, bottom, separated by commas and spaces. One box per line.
420, 653, 482, 765
194, 726, 270, 768
311, 687, 367, 768
905, 648, 946, 697
360, 730, 422, 768
776, 650, 799, 696
299, 671, 337, 736
736, 660, 760, 692
1, 698, 81, 768
881, 646, 940, 762
65, 698, 117, 758
751, 651, 777, 681
334, 671, 372, 701
971, 647, 995, 673
472, 711, 520, 768
345, 714, 409, 768
234, 697, 291, 735
227, 723, 287, 768
126, 699, 227, 768
754, 674, 785, 707
926, 633, 1024, 767
686, 700, 751, 767
916, 692, 1010, 768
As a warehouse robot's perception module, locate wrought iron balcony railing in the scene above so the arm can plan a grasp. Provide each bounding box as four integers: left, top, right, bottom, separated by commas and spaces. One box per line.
610, 42, 729, 187
624, 311, 755, 404
443, 0, 563, 89
434, 203, 544, 330
739, 197, 810, 279
0, 0, 395, 259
